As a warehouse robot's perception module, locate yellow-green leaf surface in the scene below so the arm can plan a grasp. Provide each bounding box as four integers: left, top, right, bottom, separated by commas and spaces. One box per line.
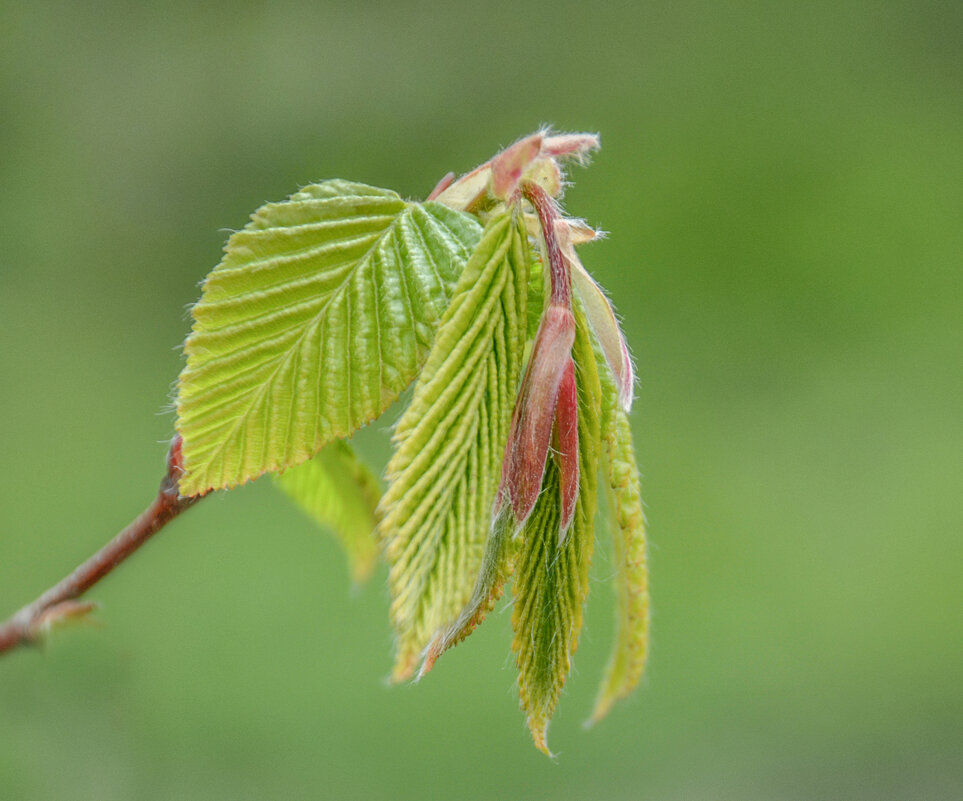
176, 180, 482, 496
274, 441, 381, 584
511, 316, 602, 754
419, 504, 518, 678
590, 405, 650, 723
379, 210, 529, 681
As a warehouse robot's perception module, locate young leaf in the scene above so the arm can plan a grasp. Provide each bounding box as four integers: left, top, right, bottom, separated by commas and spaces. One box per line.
568, 244, 635, 412
379, 210, 529, 680
419, 504, 518, 678
273, 441, 381, 584
511, 314, 602, 754
176, 180, 482, 496
589, 405, 650, 724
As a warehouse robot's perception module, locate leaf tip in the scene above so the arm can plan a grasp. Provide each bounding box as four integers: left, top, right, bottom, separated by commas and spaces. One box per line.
540, 131, 600, 163
526, 714, 557, 758
391, 647, 419, 684
347, 559, 376, 591
417, 634, 443, 680
585, 697, 614, 728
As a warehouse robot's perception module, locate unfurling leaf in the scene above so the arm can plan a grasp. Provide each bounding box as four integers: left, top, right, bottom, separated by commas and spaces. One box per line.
512, 314, 602, 755
590, 405, 650, 724
176, 180, 481, 496
274, 441, 381, 584
379, 210, 530, 680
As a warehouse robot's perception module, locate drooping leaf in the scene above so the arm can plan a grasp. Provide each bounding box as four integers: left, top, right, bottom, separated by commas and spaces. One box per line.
176, 180, 482, 496
510, 464, 566, 755
274, 440, 381, 584
589, 404, 650, 724
378, 210, 529, 680
511, 313, 602, 754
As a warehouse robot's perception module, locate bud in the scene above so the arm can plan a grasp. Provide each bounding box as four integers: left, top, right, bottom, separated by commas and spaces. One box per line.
432, 130, 600, 211
33, 600, 100, 641
500, 305, 576, 527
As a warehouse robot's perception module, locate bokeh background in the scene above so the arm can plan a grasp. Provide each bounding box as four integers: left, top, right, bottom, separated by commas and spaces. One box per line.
1, 2, 960, 799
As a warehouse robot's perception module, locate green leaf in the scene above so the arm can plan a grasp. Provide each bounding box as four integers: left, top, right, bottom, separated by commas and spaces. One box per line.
419, 504, 518, 678
274, 440, 381, 584
176, 180, 482, 496
589, 405, 650, 724
511, 313, 602, 754
379, 210, 529, 681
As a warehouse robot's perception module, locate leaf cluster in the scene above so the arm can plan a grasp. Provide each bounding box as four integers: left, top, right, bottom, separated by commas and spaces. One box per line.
175, 132, 649, 753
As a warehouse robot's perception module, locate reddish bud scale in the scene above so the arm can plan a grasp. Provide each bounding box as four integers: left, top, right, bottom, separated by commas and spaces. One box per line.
491, 134, 543, 200
522, 182, 570, 308
552, 358, 580, 541
499, 181, 589, 536
426, 171, 456, 201
502, 306, 576, 527
167, 435, 190, 497
540, 133, 600, 160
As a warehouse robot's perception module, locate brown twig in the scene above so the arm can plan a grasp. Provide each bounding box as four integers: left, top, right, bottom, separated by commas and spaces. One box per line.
0, 437, 201, 657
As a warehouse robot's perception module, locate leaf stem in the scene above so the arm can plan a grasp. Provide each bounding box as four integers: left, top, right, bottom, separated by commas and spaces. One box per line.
521, 181, 570, 308
0, 437, 201, 657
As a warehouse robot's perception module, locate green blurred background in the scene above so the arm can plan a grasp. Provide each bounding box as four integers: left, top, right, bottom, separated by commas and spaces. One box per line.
1, 1, 960, 798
